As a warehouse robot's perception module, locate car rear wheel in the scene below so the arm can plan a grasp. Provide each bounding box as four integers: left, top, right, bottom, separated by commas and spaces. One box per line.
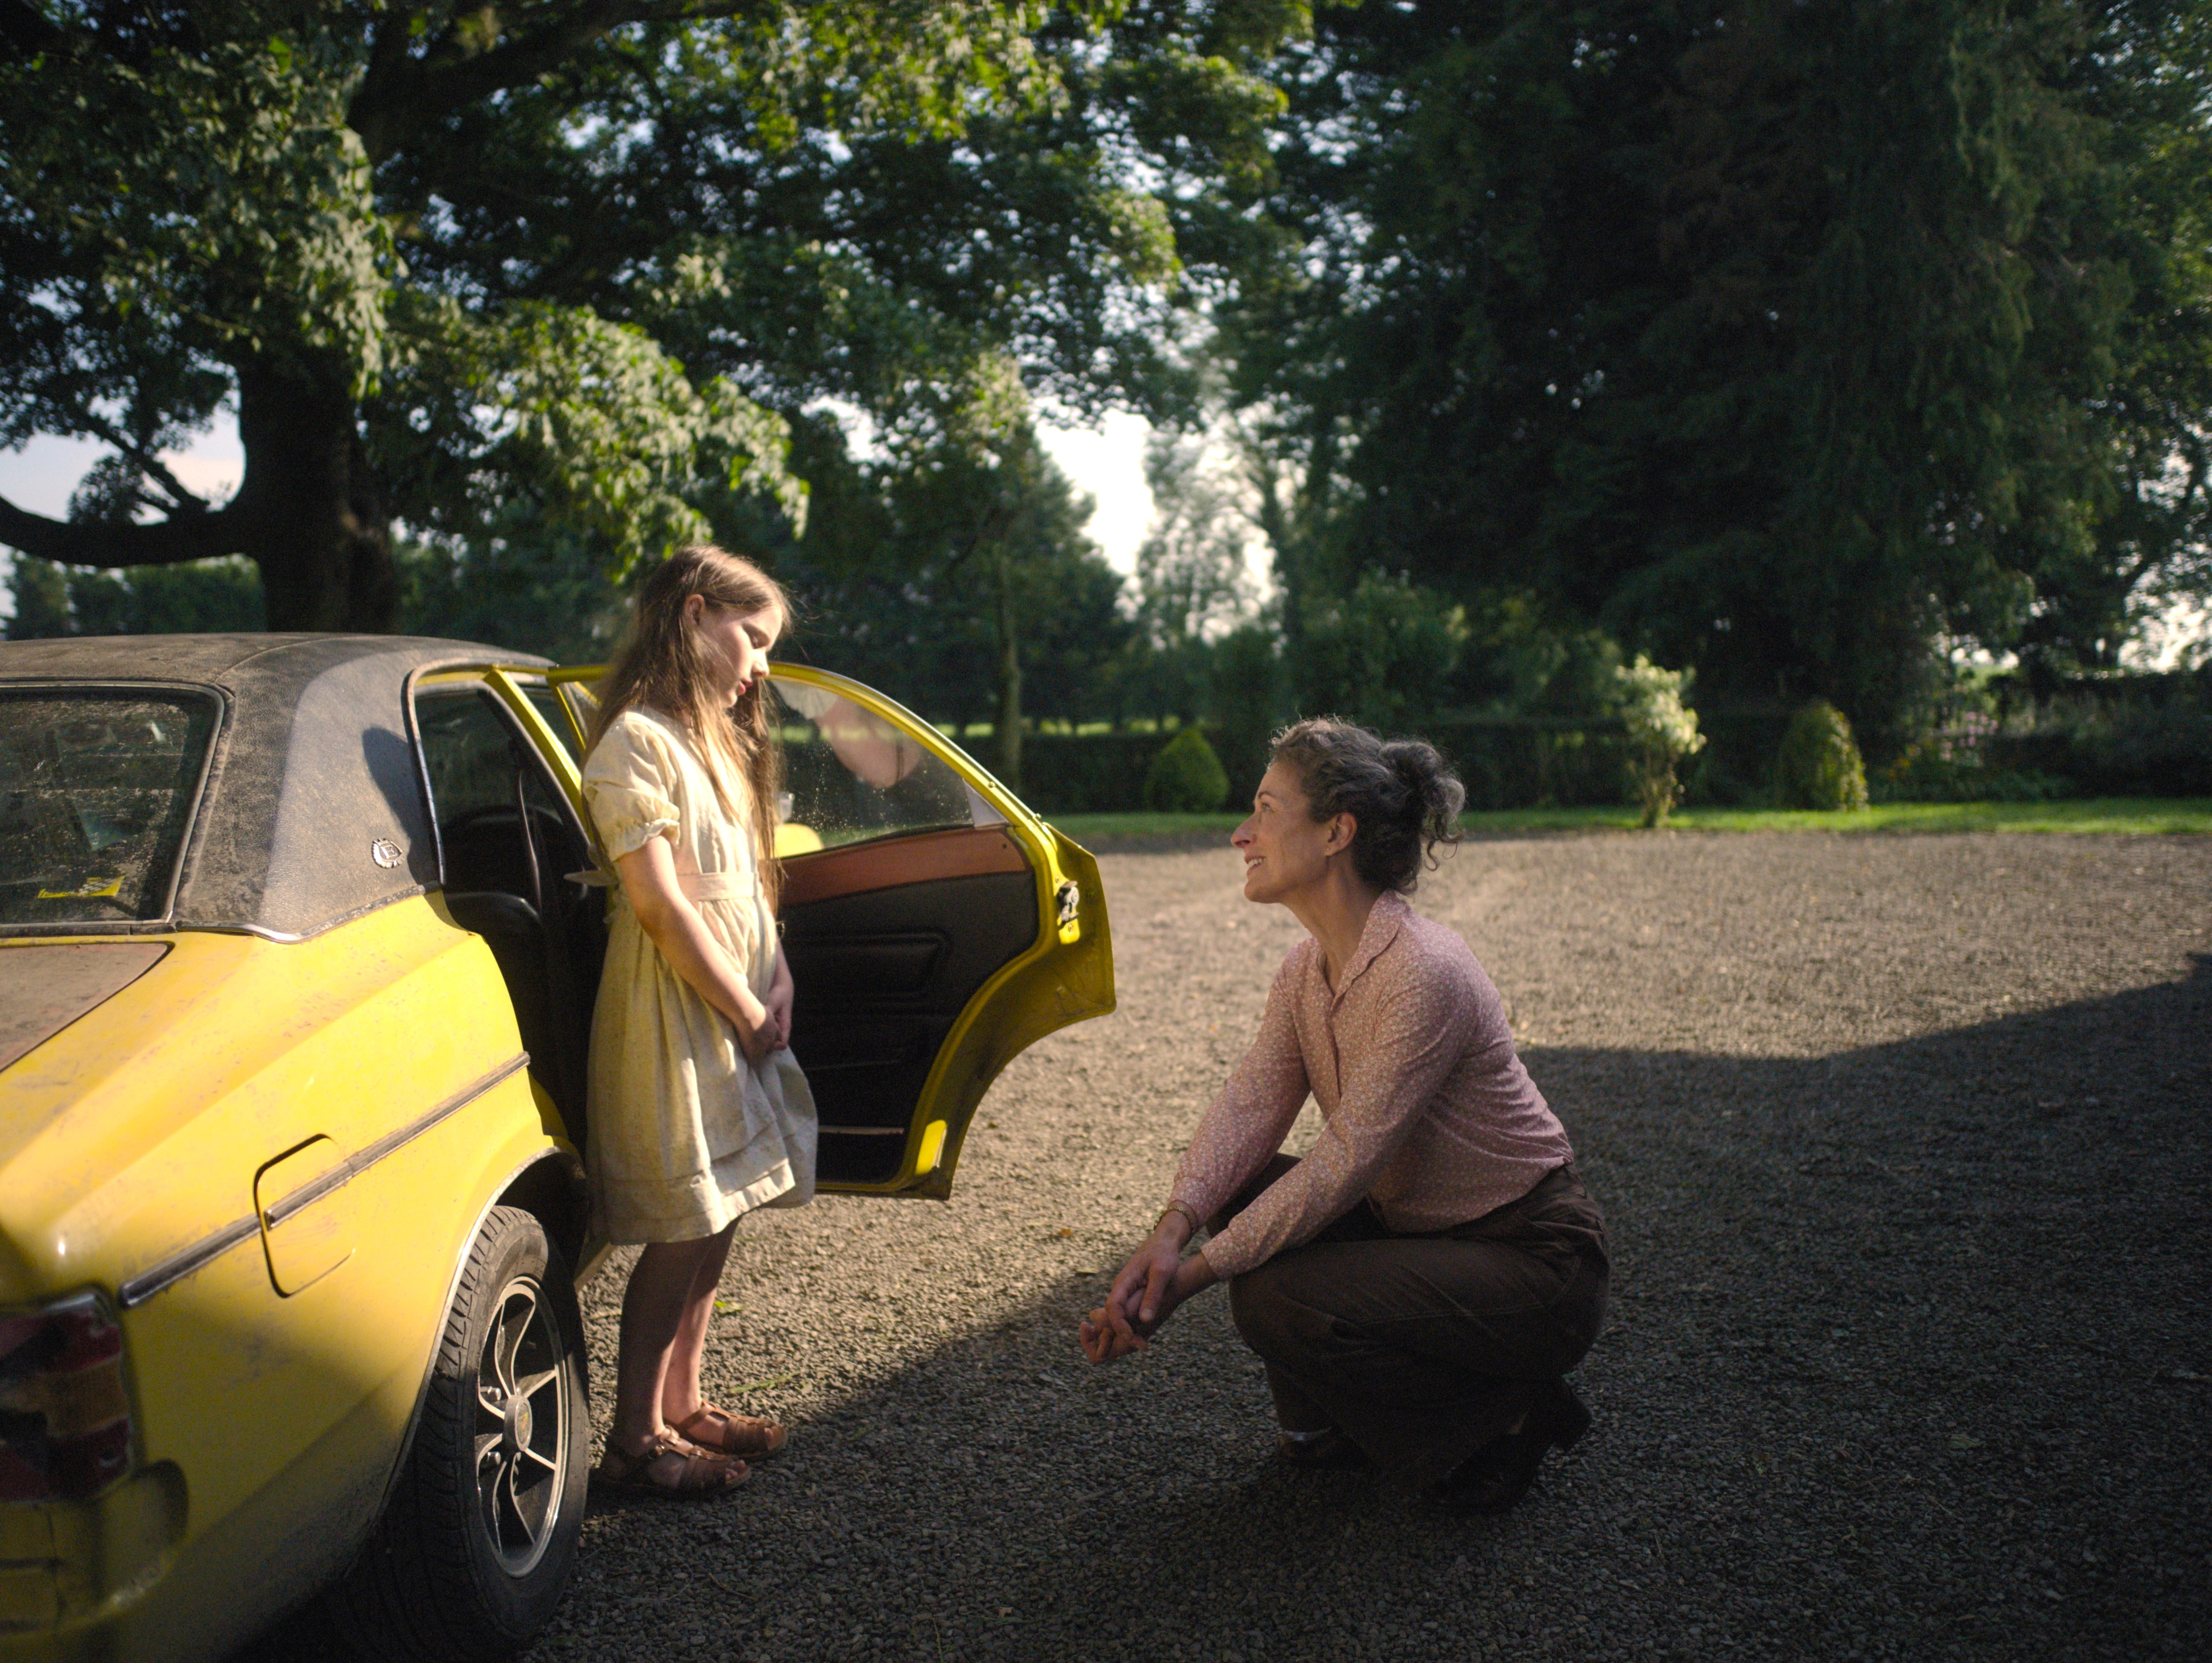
328, 1205, 589, 1661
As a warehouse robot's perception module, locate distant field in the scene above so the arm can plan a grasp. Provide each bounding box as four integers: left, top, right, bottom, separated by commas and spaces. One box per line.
1050, 798, 2212, 842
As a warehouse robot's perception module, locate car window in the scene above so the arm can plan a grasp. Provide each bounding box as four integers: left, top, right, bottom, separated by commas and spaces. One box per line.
0, 689, 218, 924
773, 679, 995, 850
415, 687, 523, 824
522, 683, 579, 764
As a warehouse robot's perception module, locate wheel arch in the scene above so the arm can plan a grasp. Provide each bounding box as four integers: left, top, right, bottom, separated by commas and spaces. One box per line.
495, 1151, 590, 1298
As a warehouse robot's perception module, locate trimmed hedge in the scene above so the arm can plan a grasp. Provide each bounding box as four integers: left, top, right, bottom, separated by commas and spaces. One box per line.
1014, 731, 1177, 815
1775, 700, 1869, 810
1005, 706, 1803, 815
1986, 704, 2212, 797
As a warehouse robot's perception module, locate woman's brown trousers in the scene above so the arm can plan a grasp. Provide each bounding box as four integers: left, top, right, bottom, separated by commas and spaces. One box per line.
1215, 1158, 1609, 1487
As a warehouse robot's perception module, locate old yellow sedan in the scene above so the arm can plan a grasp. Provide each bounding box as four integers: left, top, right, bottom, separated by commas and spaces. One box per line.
0, 633, 1114, 1661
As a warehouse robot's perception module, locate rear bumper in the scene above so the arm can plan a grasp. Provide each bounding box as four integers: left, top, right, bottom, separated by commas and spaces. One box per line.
0, 1464, 186, 1659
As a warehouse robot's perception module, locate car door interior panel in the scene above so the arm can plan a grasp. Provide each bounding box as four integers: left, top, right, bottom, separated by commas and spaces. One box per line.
781, 845, 1039, 1184
779, 823, 1031, 905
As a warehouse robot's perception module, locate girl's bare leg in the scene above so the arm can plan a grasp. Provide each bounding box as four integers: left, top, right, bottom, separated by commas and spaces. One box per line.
659, 1222, 737, 1427
611, 1228, 731, 1455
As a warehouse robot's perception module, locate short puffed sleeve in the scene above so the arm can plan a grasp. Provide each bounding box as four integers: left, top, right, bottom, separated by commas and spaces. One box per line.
582, 715, 682, 859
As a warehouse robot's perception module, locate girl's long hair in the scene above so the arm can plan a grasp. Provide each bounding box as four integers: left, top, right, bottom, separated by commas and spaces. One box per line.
587, 545, 791, 906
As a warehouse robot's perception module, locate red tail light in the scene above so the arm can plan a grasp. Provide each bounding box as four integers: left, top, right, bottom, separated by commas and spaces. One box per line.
0, 1293, 135, 1501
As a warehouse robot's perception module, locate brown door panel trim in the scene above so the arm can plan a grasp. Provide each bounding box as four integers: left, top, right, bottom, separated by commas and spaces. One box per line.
780, 826, 1029, 907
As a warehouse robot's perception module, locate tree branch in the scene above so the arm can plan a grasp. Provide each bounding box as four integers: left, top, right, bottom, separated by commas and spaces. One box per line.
74, 414, 215, 516
350, 1, 758, 164
0, 494, 244, 570
0, 0, 62, 61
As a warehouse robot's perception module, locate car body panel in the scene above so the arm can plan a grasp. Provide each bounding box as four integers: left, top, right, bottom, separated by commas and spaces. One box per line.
0, 896, 563, 1657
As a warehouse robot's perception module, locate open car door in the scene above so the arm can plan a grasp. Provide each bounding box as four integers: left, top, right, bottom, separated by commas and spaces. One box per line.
540, 663, 1114, 1196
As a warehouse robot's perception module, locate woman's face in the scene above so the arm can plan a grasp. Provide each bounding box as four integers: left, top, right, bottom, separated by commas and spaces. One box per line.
688, 596, 781, 703
1232, 760, 1351, 904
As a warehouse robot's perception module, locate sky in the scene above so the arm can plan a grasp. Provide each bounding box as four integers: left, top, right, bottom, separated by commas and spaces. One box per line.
0, 406, 1158, 585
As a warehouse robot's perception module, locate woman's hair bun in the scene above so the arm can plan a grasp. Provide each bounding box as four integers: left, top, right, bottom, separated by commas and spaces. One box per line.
1272, 720, 1465, 893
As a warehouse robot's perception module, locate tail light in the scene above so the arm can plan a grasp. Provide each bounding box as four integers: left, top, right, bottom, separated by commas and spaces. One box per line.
0, 1293, 134, 1502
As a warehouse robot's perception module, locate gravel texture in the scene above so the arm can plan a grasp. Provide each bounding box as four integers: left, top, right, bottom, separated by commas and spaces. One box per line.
277, 831, 2212, 1661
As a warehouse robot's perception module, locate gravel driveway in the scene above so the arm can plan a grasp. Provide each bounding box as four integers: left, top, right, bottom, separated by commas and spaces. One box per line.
460, 833, 2212, 1660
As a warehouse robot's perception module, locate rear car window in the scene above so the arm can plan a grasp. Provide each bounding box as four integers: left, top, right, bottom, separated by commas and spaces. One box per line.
0, 689, 218, 925
772, 680, 988, 849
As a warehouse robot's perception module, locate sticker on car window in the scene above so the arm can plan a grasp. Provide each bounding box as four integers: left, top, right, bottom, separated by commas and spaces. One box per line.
38, 876, 124, 900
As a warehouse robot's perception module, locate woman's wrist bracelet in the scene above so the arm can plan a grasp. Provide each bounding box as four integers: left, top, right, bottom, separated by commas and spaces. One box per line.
1156, 1201, 1204, 1242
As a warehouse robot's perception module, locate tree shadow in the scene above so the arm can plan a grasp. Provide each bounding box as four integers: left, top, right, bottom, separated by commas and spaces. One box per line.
469, 955, 2212, 1663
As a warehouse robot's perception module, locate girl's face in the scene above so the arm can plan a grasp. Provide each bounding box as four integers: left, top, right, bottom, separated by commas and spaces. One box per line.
1231, 760, 1352, 904
687, 595, 781, 704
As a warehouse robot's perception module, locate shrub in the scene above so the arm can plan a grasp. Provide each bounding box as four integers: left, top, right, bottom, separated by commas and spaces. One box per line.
1775, 699, 1870, 810
1616, 656, 1707, 827
1979, 688, 2212, 798
1143, 726, 1230, 812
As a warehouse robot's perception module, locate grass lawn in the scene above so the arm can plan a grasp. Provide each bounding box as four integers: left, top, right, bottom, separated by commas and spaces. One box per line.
1050, 798, 2212, 842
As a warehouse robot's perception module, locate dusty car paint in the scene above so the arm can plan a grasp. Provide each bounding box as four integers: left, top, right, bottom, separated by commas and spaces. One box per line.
0, 901, 562, 1656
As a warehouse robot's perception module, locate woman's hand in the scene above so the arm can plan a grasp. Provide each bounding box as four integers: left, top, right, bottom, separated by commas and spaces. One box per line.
1078, 1217, 1218, 1363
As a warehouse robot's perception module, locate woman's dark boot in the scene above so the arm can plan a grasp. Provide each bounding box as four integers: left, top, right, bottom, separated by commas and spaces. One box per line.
1432, 1381, 1591, 1515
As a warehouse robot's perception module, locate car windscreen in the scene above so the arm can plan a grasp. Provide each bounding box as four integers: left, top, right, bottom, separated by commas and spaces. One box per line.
0, 688, 218, 925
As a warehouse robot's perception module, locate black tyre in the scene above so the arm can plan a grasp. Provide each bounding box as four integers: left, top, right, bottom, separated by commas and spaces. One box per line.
329, 1205, 590, 1661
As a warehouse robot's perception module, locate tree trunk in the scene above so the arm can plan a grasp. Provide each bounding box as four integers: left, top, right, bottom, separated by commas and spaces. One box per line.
992, 546, 1023, 792
232, 362, 398, 631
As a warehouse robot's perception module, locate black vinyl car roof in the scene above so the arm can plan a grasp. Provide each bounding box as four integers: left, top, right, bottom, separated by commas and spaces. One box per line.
0, 634, 551, 940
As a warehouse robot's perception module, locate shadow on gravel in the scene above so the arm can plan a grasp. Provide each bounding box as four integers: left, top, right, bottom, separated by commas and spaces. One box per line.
244, 960, 2212, 1663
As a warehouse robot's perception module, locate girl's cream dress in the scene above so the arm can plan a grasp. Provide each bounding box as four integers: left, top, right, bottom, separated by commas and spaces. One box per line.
581, 707, 817, 1243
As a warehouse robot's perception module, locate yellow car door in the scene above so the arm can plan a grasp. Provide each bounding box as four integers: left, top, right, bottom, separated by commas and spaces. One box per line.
530, 663, 1114, 1195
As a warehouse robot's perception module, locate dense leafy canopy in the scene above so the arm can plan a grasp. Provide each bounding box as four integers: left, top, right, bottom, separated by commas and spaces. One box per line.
0, 0, 1297, 627
5, 0, 2207, 791
1208, 0, 2212, 748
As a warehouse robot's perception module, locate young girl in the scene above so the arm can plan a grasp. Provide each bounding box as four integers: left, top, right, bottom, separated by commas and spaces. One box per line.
581, 545, 816, 1497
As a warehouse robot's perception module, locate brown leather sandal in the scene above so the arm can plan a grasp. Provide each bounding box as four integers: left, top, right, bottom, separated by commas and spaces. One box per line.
671, 1403, 790, 1460
591, 1427, 750, 1498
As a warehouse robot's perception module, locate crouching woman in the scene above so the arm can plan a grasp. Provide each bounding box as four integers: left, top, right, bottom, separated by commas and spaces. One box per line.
1078, 719, 1608, 1512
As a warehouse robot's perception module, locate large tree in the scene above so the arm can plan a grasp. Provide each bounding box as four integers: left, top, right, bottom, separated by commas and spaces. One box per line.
1211, 0, 2212, 748
0, 1, 1294, 629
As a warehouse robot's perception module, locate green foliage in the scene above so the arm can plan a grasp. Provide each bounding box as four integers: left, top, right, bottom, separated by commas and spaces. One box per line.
392, 533, 627, 664
369, 296, 798, 580
1206, 620, 1283, 805
1776, 699, 1871, 811
0, 3, 1308, 626
1979, 681, 2212, 797
1616, 657, 1708, 828
1127, 427, 1261, 725
1143, 726, 1230, 812
1294, 570, 1466, 731
4, 556, 263, 639
773, 416, 1133, 788
1209, 0, 2212, 753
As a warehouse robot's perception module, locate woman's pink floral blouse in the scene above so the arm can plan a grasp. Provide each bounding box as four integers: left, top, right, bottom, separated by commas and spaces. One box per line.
1170, 891, 1572, 1280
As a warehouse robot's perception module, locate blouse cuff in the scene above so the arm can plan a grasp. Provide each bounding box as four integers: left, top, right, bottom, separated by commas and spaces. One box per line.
1194, 1229, 1255, 1281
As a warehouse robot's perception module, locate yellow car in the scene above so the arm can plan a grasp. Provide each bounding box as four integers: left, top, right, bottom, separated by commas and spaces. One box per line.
0, 634, 1114, 1662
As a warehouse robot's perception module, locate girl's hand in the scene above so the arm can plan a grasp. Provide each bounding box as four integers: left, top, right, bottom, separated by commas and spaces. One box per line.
731, 995, 779, 1065
763, 951, 795, 1051
615, 838, 781, 1061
